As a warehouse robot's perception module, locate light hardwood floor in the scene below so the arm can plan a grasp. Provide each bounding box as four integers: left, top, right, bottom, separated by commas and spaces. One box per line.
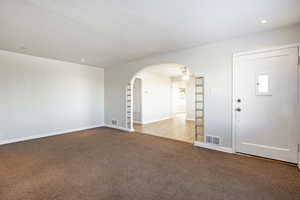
134, 114, 203, 143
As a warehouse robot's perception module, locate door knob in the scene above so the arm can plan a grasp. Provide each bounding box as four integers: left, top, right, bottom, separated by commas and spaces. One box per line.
235, 108, 241, 112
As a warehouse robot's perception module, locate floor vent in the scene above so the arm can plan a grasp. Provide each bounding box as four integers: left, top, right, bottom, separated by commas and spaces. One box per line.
206, 135, 221, 145
206, 135, 213, 143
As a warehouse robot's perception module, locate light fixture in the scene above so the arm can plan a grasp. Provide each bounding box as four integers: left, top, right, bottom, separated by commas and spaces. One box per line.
181, 75, 190, 80
260, 19, 268, 24
181, 66, 190, 80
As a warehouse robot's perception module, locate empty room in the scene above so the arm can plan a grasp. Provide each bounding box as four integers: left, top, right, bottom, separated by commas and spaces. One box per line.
0, 1, 300, 200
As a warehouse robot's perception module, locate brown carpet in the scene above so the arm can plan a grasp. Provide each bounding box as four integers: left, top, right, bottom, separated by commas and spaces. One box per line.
0, 127, 299, 200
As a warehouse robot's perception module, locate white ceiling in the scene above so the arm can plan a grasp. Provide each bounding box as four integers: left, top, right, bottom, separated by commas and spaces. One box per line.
1, 0, 300, 68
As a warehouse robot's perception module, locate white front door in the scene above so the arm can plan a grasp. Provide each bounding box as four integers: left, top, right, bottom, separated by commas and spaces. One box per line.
235, 47, 299, 163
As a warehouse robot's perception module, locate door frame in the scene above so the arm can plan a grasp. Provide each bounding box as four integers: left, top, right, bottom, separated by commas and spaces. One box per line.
132, 77, 143, 125
232, 43, 300, 165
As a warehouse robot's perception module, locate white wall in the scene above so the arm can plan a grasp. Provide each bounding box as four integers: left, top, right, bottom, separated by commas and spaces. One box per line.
171, 80, 187, 114
0, 50, 104, 144
136, 71, 172, 124
104, 24, 300, 148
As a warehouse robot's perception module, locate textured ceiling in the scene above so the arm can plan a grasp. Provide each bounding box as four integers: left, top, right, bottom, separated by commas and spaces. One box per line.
1, 0, 300, 68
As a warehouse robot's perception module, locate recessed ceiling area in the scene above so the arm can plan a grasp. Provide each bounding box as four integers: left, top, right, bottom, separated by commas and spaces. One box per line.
0, 0, 300, 67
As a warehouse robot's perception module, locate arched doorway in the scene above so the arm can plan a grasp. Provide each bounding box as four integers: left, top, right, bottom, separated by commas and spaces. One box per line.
125, 63, 205, 143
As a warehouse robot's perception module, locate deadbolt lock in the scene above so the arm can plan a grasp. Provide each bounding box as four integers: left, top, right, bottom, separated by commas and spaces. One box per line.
235, 108, 241, 112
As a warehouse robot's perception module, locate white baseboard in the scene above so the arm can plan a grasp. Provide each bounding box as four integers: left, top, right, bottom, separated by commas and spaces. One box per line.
133, 120, 142, 124
194, 141, 234, 154
142, 116, 171, 124
104, 124, 134, 132
0, 123, 105, 146
186, 118, 195, 121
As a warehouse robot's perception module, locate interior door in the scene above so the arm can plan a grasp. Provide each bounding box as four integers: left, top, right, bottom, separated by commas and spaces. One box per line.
235, 47, 299, 163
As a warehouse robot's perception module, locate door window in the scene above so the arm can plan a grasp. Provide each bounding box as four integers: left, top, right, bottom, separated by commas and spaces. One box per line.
256, 73, 271, 96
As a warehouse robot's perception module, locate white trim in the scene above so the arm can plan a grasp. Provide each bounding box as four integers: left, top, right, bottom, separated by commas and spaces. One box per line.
242, 142, 289, 152
131, 77, 143, 129
232, 43, 300, 155
141, 116, 172, 124
0, 124, 105, 145
194, 141, 233, 154
234, 43, 300, 57
186, 118, 195, 121
104, 124, 134, 132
